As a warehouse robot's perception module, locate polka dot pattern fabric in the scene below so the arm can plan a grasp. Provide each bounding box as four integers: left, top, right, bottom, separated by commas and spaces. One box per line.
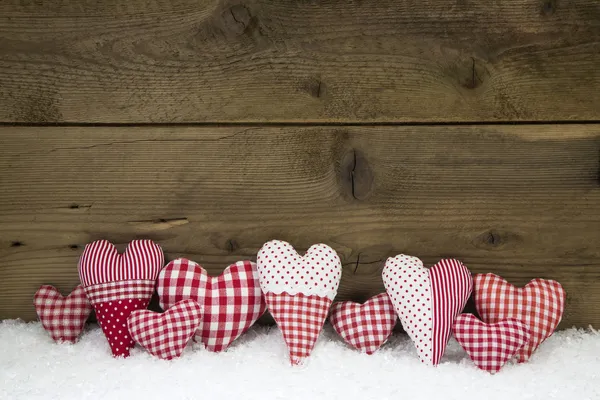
95, 298, 147, 357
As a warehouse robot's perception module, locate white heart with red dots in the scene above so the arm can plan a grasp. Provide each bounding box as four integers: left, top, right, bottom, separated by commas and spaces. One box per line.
256, 240, 341, 300
382, 255, 433, 365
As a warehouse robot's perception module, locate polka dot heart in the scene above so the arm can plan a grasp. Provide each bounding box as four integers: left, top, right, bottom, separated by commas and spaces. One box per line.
95, 299, 146, 357
382, 254, 473, 366
257, 240, 342, 365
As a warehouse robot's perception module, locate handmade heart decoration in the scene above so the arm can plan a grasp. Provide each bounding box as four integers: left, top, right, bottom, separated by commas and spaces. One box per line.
257, 240, 342, 365
33, 284, 92, 343
382, 254, 473, 366
329, 293, 397, 354
474, 273, 565, 363
156, 259, 266, 352
453, 313, 531, 374
127, 299, 202, 360
78, 239, 164, 357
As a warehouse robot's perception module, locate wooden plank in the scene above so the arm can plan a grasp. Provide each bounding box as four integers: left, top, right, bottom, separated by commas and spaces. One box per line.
0, 0, 599, 123
0, 125, 599, 328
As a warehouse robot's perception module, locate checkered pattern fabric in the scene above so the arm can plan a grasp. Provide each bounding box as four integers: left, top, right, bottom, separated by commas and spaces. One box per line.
329, 293, 397, 355
474, 273, 565, 363
265, 292, 332, 365
34, 284, 92, 343
453, 314, 531, 374
128, 299, 202, 360
156, 259, 266, 352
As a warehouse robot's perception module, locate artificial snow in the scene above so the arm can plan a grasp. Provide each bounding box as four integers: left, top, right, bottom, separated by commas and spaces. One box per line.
1, 320, 599, 400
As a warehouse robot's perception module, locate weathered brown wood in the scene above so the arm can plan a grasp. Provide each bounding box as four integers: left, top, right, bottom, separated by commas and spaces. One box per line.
0, 0, 599, 123
0, 125, 599, 327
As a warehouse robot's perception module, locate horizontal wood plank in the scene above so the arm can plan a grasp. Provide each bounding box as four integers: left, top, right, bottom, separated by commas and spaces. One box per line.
0, 0, 599, 123
0, 124, 599, 328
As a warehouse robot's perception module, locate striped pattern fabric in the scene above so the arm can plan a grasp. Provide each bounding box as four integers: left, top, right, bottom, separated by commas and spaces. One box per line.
265, 292, 332, 365
78, 240, 164, 286
430, 259, 473, 365
474, 273, 565, 362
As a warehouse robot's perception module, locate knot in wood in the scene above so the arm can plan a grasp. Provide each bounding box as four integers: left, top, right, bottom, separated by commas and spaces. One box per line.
341, 149, 374, 201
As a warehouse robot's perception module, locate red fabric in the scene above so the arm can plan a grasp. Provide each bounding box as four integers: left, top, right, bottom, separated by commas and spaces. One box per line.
474, 273, 565, 363
265, 292, 331, 365
453, 314, 531, 374
77, 239, 165, 358
128, 299, 203, 360
156, 259, 266, 352
33, 284, 92, 343
329, 293, 396, 355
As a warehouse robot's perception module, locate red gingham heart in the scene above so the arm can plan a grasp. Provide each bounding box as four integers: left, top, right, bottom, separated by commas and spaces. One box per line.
78, 239, 164, 357
382, 255, 473, 366
453, 314, 531, 374
474, 273, 565, 362
156, 259, 266, 352
329, 293, 397, 354
257, 240, 342, 365
33, 284, 92, 343
127, 299, 202, 360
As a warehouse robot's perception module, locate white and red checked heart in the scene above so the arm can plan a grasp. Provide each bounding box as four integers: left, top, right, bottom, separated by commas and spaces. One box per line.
156, 259, 266, 352
474, 273, 565, 362
329, 293, 397, 354
34, 284, 92, 343
382, 255, 473, 366
127, 299, 202, 360
257, 240, 342, 365
453, 314, 530, 374
78, 239, 164, 357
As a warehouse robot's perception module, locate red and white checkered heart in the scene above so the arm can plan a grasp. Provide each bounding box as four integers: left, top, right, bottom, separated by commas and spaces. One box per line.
453, 314, 531, 374
127, 299, 202, 360
257, 240, 342, 365
34, 284, 92, 343
156, 258, 266, 352
474, 273, 565, 363
78, 239, 164, 358
329, 293, 397, 354
382, 255, 473, 366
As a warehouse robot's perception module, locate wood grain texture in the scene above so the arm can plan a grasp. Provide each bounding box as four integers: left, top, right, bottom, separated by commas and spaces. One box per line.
0, 125, 599, 328
1, 0, 599, 123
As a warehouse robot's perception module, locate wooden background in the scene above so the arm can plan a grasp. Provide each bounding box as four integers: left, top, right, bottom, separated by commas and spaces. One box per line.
1, 0, 599, 328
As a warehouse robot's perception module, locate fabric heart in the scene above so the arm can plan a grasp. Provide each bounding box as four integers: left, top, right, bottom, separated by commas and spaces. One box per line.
156, 259, 266, 352
33, 284, 92, 343
78, 239, 164, 357
453, 313, 531, 374
382, 254, 473, 366
329, 293, 397, 354
257, 240, 342, 365
474, 273, 565, 362
127, 299, 202, 360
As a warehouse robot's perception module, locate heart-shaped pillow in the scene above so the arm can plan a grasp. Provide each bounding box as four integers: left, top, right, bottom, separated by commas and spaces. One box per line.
128, 299, 202, 360
257, 240, 342, 365
473, 273, 565, 362
382, 254, 473, 366
156, 259, 266, 352
453, 313, 531, 373
329, 293, 397, 354
78, 239, 165, 357
33, 284, 92, 343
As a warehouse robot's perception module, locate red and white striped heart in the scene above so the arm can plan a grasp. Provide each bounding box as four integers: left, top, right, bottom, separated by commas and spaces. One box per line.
257, 240, 342, 365
78, 240, 164, 358
34, 284, 92, 343
382, 255, 473, 366
329, 293, 397, 354
156, 259, 266, 352
127, 299, 202, 360
453, 313, 531, 374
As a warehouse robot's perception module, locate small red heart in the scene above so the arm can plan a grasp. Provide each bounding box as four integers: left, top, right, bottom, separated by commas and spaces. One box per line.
453, 314, 531, 374
474, 273, 565, 362
34, 284, 92, 343
127, 299, 202, 360
329, 293, 397, 354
